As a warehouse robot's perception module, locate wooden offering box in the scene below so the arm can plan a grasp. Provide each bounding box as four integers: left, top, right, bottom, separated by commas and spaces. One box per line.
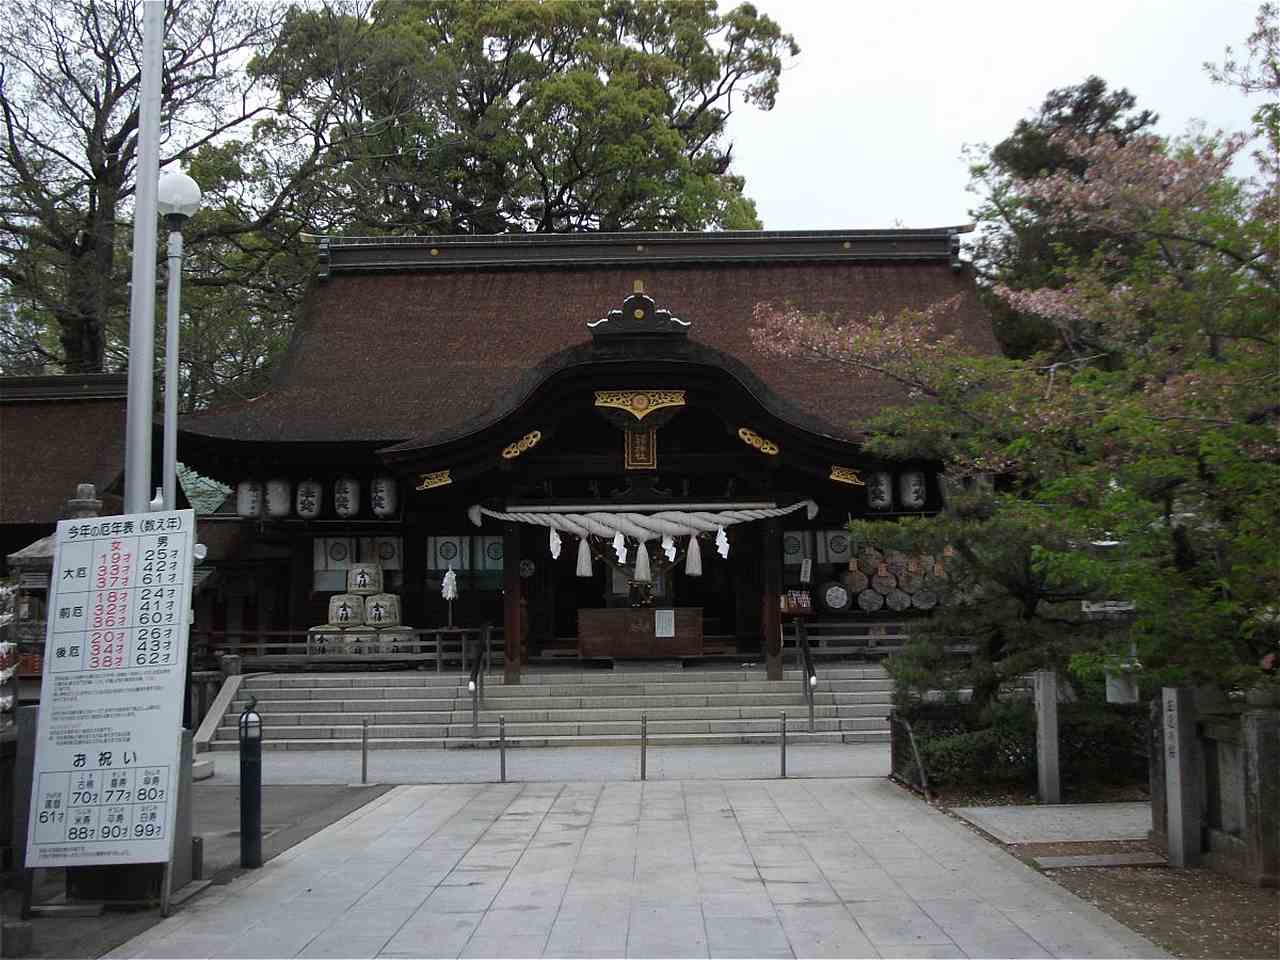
578, 607, 703, 658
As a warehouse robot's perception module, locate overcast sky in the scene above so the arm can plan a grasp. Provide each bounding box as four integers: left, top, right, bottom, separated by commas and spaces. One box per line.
725, 0, 1265, 231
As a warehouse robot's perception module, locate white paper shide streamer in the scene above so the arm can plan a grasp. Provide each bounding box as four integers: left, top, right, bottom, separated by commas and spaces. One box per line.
549, 527, 561, 559
662, 534, 676, 561
441, 566, 458, 601
612, 530, 627, 563
685, 534, 702, 576
715, 526, 730, 559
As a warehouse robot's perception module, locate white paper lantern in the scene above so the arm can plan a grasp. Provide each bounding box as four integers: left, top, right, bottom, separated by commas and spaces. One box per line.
296, 479, 323, 519
266, 478, 292, 517
235, 480, 262, 518
867, 472, 893, 511
333, 476, 360, 518
899, 471, 927, 510
371, 476, 398, 518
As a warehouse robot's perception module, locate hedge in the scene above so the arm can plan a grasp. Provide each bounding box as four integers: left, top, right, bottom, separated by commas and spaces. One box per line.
891, 701, 1148, 789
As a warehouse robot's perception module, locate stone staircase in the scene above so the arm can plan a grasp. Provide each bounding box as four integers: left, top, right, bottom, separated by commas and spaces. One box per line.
209, 665, 893, 751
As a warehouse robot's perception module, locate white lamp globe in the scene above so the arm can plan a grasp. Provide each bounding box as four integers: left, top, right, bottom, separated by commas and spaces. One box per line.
157, 169, 202, 221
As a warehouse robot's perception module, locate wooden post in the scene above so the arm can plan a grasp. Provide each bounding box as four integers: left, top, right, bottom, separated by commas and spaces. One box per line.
503, 522, 522, 684
763, 519, 782, 681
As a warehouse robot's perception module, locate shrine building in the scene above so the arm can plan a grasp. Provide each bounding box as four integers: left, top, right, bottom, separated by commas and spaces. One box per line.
177, 229, 996, 682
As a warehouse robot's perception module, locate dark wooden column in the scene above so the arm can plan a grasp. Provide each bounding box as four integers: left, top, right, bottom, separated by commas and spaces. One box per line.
503, 521, 522, 684
401, 522, 426, 627
763, 517, 783, 680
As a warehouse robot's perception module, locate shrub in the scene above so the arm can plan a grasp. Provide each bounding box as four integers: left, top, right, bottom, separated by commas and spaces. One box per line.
892, 699, 1148, 789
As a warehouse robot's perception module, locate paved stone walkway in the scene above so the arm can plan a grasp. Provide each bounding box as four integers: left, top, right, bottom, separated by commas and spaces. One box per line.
949, 802, 1151, 844
109, 779, 1163, 959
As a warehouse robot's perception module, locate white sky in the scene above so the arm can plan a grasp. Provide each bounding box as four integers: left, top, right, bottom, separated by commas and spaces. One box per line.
725, 0, 1265, 230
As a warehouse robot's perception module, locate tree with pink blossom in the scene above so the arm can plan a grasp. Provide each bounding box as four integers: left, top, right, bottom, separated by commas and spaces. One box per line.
752, 7, 1279, 702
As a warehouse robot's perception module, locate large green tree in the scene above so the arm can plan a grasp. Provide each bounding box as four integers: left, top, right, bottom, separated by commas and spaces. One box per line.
254, 0, 797, 235
751, 12, 1280, 704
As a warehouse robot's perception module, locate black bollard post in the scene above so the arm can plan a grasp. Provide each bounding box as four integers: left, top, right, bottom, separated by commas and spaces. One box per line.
362, 717, 369, 785
640, 712, 647, 781
239, 703, 263, 868
780, 710, 787, 779
499, 715, 506, 783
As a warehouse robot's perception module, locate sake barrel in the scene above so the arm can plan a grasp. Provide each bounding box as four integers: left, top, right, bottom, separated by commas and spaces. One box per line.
347, 563, 383, 595
364, 593, 401, 627
857, 589, 885, 612
328, 593, 365, 627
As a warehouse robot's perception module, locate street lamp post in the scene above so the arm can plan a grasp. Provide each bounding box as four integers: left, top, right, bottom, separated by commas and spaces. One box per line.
156, 171, 202, 511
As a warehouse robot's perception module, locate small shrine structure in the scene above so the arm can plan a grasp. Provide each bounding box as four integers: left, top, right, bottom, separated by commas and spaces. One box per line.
176, 229, 997, 680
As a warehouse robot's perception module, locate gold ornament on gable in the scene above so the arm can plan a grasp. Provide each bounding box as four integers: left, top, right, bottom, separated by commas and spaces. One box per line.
415, 469, 452, 491
594, 390, 686, 422
737, 427, 779, 456
502, 430, 543, 460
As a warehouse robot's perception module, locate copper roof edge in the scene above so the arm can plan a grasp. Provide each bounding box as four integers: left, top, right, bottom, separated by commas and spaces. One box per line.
0, 373, 129, 402
310, 226, 974, 276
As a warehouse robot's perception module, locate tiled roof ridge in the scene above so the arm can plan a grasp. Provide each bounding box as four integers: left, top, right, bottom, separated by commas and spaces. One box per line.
313, 226, 973, 276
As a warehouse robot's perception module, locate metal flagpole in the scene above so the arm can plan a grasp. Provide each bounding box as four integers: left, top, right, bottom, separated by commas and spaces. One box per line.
123, 0, 165, 513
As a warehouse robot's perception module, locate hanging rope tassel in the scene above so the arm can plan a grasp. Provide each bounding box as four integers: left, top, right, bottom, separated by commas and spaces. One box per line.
661, 533, 676, 561
634, 540, 652, 582
612, 530, 626, 564
685, 534, 702, 576
549, 526, 562, 559
576, 537, 593, 578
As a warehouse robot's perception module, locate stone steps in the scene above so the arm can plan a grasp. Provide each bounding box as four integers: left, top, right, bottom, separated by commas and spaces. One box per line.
213, 665, 893, 751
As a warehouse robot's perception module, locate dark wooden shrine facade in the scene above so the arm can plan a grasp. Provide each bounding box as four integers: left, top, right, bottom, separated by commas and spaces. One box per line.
177, 229, 996, 681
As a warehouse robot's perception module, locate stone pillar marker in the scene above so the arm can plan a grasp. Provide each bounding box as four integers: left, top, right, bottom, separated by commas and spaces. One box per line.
1035, 670, 1060, 803
1242, 709, 1279, 886
1163, 687, 1201, 866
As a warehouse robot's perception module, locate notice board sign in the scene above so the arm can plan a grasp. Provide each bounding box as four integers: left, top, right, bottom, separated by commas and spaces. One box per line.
26, 510, 194, 867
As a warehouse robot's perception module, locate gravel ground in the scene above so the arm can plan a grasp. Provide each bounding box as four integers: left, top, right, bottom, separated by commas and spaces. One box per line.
918, 776, 1278, 960
1046, 859, 1279, 960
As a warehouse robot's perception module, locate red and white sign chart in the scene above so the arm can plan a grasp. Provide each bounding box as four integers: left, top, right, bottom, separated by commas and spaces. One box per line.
26, 509, 194, 867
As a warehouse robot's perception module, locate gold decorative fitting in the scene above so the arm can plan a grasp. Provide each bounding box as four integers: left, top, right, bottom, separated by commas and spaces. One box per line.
737, 427, 779, 456
594, 390, 686, 422
502, 430, 543, 460
430, 247, 439, 256
635, 244, 645, 252
842, 241, 851, 250
633, 280, 645, 293
633, 308, 645, 319
415, 469, 452, 491
829, 466, 865, 486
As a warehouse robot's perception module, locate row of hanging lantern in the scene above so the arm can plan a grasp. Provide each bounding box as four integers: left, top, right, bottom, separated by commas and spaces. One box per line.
547, 527, 729, 582
866, 470, 927, 512
235, 476, 399, 519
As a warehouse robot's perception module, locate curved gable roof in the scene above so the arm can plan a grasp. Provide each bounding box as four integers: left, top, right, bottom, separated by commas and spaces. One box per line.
180, 229, 996, 449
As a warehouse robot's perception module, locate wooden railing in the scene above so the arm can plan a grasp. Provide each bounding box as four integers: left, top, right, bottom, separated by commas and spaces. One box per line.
190, 626, 503, 672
